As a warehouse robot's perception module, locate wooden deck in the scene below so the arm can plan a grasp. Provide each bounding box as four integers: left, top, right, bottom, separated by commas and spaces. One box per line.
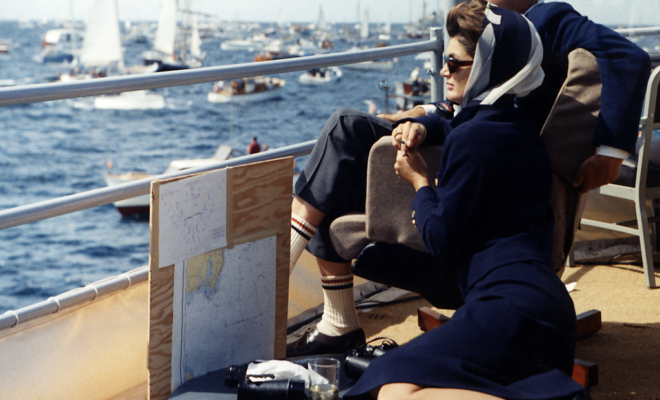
289, 251, 660, 399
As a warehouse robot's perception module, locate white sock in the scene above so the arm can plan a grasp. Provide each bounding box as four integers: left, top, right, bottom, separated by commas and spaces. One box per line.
316, 274, 361, 336
290, 214, 317, 274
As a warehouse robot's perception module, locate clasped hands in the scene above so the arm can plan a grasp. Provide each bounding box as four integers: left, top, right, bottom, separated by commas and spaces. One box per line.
383, 113, 624, 194
391, 121, 431, 191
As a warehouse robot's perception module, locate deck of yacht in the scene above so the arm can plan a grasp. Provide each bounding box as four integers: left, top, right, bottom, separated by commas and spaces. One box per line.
289, 251, 660, 399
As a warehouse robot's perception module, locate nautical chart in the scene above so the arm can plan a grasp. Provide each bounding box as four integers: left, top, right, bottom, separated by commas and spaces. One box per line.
158, 169, 227, 268
171, 236, 277, 389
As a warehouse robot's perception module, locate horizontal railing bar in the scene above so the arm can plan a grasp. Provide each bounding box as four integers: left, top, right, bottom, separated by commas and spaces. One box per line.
616, 26, 660, 37
0, 266, 149, 331
0, 140, 316, 230
0, 40, 439, 106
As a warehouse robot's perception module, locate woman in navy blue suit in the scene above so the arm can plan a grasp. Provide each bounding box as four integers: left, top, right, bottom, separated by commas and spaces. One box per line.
344, 2, 587, 399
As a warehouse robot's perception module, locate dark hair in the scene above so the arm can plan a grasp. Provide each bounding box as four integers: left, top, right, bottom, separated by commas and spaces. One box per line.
446, 0, 487, 58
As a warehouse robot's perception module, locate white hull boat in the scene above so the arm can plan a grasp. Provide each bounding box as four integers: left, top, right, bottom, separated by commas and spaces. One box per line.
207, 77, 285, 104
104, 145, 233, 215
94, 90, 165, 110
344, 60, 395, 71
298, 67, 342, 85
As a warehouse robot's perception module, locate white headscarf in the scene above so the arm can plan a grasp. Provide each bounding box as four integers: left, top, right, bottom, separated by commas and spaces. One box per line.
461, 3, 544, 108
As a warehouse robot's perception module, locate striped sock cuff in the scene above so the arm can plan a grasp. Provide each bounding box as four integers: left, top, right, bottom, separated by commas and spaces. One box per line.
291, 215, 316, 241
321, 274, 354, 291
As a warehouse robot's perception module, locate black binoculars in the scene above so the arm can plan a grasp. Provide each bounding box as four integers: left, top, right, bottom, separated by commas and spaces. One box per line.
225, 362, 307, 400
343, 338, 399, 381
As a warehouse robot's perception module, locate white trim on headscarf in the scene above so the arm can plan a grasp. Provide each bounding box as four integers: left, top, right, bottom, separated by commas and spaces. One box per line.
460, 4, 544, 107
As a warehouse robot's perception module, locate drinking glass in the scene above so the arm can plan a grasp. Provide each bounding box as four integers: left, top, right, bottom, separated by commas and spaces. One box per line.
308, 357, 340, 400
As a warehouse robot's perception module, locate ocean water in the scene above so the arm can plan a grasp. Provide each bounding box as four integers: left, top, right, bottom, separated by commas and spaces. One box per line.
0, 20, 427, 312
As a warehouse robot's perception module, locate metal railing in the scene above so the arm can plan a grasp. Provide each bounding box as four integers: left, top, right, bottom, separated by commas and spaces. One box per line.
0, 30, 444, 231
0, 29, 444, 328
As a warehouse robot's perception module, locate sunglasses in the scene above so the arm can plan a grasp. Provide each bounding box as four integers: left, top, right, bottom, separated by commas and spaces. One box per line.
444, 55, 473, 74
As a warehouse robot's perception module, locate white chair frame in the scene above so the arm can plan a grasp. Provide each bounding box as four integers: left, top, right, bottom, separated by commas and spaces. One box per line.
573, 66, 660, 288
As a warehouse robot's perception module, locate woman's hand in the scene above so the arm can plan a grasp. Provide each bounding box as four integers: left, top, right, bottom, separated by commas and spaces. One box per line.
391, 121, 427, 154
395, 148, 430, 191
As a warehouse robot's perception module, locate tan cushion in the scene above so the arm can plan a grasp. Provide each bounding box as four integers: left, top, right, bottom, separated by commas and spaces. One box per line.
330, 48, 602, 272
541, 48, 600, 183
329, 214, 371, 260
543, 49, 601, 275
364, 138, 443, 252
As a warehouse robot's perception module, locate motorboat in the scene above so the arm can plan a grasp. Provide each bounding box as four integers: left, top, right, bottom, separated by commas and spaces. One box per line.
343, 46, 396, 71
0, 39, 11, 54
344, 60, 395, 71
93, 90, 166, 110
103, 145, 233, 215
298, 67, 342, 85
34, 28, 83, 64
390, 67, 432, 110
207, 77, 286, 104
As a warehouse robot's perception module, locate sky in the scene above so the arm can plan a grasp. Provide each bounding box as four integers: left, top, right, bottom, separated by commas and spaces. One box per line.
0, 0, 659, 26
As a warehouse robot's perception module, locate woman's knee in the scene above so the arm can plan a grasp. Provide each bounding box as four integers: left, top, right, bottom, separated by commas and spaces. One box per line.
376, 383, 420, 400
377, 384, 505, 400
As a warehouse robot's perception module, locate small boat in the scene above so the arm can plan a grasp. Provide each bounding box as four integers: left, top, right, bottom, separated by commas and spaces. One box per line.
0, 79, 16, 87
298, 67, 342, 85
104, 145, 233, 215
343, 46, 396, 71
0, 39, 11, 54
141, 0, 205, 71
344, 60, 395, 71
94, 90, 165, 110
32, 46, 76, 64
207, 77, 285, 104
390, 67, 432, 110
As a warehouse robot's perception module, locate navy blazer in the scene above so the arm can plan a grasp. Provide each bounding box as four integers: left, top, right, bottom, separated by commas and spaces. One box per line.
523, 2, 650, 154
411, 96, 554, 294
419, 2, 650, 153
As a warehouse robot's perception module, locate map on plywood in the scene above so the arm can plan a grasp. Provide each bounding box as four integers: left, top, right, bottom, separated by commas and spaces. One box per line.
158, 168, 227, 268
171, 236, 277, 390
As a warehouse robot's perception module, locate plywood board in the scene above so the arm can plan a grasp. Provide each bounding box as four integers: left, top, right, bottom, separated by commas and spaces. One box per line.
148, 157, 293, 400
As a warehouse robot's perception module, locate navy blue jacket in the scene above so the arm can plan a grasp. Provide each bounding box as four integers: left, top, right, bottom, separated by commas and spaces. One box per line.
523, 2, 651, 154
411, 96, 554, 294
418, 2, 651, 153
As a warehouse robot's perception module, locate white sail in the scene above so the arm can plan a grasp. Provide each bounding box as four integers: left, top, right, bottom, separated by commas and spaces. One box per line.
191, 14, 202, 58
154, 0, 177, 55
361, 9, 370, 39
80, 0, 122, 67
317, 5, 328, 31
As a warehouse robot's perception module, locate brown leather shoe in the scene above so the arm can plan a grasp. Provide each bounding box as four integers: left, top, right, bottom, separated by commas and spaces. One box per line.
286, 326, 366, 358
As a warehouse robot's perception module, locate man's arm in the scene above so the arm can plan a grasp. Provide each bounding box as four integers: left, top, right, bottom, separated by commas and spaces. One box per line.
377, 107, 425, 122
527, 3, 651, 192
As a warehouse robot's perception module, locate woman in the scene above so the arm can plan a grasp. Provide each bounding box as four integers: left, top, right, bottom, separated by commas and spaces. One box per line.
343, 2, 586, 400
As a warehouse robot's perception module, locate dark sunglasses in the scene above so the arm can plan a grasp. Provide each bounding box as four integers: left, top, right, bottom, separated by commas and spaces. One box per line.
444, 55, 473, 74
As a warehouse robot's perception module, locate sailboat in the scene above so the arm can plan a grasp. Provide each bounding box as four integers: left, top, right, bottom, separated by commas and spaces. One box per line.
142, 0, 206, 72
360, 9, 370, 40
63, 0, 166, 109
79, 0, 123, 70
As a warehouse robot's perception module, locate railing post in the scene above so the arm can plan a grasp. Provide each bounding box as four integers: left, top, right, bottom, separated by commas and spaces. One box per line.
429, 27, 444, 103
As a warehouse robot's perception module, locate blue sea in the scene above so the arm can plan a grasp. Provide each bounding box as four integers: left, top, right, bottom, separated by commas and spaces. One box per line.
0, 20, 427, 313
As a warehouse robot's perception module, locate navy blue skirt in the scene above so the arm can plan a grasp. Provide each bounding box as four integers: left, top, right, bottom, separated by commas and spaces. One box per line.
345, 259, 585, 399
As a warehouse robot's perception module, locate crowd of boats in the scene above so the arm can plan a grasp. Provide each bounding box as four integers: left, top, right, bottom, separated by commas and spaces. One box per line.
0, 0, 446, 216
0, 0, 441, 115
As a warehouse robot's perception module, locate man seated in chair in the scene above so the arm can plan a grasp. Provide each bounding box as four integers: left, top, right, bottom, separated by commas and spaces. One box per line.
286, 0, 651, 358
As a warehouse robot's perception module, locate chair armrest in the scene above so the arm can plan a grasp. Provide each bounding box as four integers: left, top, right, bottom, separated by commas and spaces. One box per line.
365, 137, 443, 252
